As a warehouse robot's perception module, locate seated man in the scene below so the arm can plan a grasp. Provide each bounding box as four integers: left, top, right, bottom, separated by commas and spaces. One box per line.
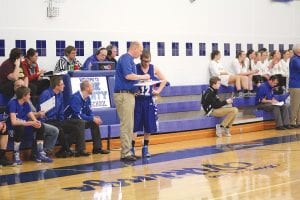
82, 47, 108, 70
13, 79, 59, 157
7, 86, 52, 165
106, 45, 118, 66
39, 76, 87, 157
21, 48, 50, 97
201, 76, 238, 137
0, 48, 28, 98
54, 46, 82, 72
255, 75, 292, 130
64, 79, 110, 154
0, 121, 14, 166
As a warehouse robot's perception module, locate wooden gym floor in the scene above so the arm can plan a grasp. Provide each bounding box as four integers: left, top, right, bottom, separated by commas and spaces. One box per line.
1, 124, 300, 200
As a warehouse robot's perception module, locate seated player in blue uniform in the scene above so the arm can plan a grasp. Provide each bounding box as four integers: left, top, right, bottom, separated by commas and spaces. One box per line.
132, 50, 167, 157
7, 86, 52, 165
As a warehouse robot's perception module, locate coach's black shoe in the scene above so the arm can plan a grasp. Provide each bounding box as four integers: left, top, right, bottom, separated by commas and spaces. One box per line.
121, 155, 136, 162
55, 150, 69, 158
92, 149, 110, 154
284, 125, 294, 129
291, 124, 300, 128
75, 151, 90, 157
276, 126, 286, 130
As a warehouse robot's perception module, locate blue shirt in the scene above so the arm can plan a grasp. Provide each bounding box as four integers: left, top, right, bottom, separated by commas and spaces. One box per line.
255, 82, 274, 105
114, 53, 138, 92
289, 54, 300, 88
82, 54, 98, 70
6, 98, 31, 130
38, 88, 64, 121
64, 91, 94, 122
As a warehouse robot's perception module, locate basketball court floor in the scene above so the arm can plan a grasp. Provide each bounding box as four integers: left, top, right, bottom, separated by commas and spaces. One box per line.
1, 129, 300, 200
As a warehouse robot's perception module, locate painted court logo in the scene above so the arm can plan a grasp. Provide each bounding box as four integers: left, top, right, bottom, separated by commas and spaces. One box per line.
62, 162, 280, 192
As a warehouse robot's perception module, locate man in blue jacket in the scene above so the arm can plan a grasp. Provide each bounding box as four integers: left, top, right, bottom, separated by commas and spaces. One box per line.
64, 79, 110, 154
39, 76, 87, 157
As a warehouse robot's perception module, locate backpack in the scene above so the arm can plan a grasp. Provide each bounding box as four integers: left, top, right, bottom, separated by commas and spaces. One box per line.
201, 88, 213, 115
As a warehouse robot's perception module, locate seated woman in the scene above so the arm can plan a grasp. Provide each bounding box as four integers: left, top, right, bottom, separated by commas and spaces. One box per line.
21, 48, 50, 98
268, 50, 286, 94
208, 50, 249, 97
279, 50, 290, 89
54, 46, 82, 72
230, 50, 259, 94
250, 51, 268, 87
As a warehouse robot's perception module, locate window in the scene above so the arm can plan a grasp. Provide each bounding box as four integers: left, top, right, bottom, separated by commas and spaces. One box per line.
212, 43, 218, 51
258, 43, 264, 50
56, 40, 65, 56
36, 40, 47, 56
224, 43, 230, 56
235, 43, 241, 55
93, 41, 102, 54
172, 42, 179, 56
157, 42, 165, 56
199, 43, 206, 56
110, 41, 119, 56
75, 40, 84, 56
289, 44, 293, 50
15, 40, 26, 56
186, 43, 193, 56
0, 40, 5, 56
126, 41, 131, 51
247, 44, 253, 51
269, 44, 274, 52
279, 44, 284, 53
143, 42, 150, 51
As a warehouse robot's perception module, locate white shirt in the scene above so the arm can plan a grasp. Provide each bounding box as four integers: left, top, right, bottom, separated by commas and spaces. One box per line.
229, 58, 247, 74
208, 60, 228, 77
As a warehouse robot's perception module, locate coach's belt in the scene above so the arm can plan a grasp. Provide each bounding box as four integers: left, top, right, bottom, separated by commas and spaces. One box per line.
114, 90, 133, 94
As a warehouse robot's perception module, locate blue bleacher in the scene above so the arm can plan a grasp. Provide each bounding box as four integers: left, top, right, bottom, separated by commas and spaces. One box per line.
0, 71, 283, 151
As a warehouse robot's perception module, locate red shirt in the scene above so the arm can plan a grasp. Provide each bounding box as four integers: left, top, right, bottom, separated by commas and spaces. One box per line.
21, 59, 40, 81
0, 59, 15, 84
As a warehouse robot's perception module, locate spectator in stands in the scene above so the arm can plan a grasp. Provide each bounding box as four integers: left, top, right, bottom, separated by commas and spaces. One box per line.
64, 79, 110, 155
201, 76, 238, 137
7, 86, 52, 165
0, 48, 28, 98
289, 43, 300, 128
54, 46, 82, 72
256, 48, 270, 80
208, 50, 249, 97
106, 45, 118, 65
229, 50, 259, 95
268, 50, 286, 94
255, 75, 292, 130
39, 76, 84, 158
0, 121, 14, 166
131, 50, 167, 158
114, 41, 150, 162
21, 48, 50, 97
13, 79, 59, 157
279, 50, 290, 82
82, 47, 108, 70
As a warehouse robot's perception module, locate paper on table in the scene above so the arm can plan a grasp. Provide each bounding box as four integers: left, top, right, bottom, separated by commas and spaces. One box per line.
40, 96, 55, 113
272, 101, 284, 106
134, 80, 162, 86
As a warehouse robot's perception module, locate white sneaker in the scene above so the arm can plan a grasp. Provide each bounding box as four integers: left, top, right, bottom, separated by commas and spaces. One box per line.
224, 127, 231, 137
215, 124, 223, 137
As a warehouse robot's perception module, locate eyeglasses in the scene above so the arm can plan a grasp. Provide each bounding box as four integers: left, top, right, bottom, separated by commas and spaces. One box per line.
142, 59, 151, 63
